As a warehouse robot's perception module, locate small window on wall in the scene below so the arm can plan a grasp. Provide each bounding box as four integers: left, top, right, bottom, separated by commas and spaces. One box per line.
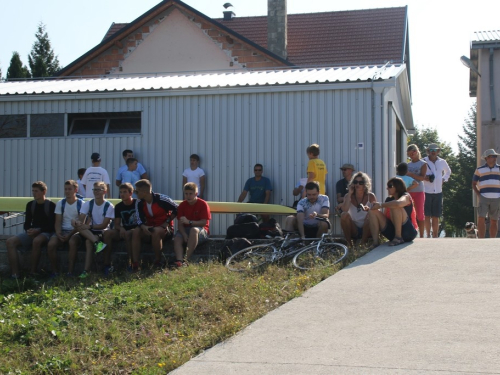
68, 112, 141, 135
0, 115, 27, 138
31, 114, 65, 137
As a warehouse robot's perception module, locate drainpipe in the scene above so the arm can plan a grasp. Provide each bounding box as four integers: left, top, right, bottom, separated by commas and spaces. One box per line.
489, 48, 496, 121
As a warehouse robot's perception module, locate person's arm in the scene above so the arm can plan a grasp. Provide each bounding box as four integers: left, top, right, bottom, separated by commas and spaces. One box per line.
340, 187, 353, 213
472, 180, 481, 196
115, 180, 121, 187
140, 172, 149, 180
264, 190, 271, 204
408, 163, 427, 181
407, 179, 418, 192
93, 217, 111, 231
318, 207, 330, 218
296, 212, 306, 238
238, 190, 247, 203
199, 175, 206, 198
307, 171, 316, 183
182, 176, 187, 188
293, 185, 304, 196
54, 214, 63, 238
442, 160, 452, 182
336, 193, 344, 204
380, 194, 411, 209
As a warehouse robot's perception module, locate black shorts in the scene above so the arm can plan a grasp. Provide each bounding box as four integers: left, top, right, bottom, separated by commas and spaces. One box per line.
381, 219, 417, 242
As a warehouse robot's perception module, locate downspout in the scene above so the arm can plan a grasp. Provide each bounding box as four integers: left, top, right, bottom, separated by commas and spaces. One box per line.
489, 48, 496, 120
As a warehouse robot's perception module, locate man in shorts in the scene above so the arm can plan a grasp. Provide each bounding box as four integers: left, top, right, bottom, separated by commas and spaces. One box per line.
132, 179, 178, 270
173, 182, 211, 267
47, 180, 83, 276
6, 181, 55, 278
103, 183, 137, 273
68, 182, 114, 278
284, 181, 330, 239
472, 149, 500, 238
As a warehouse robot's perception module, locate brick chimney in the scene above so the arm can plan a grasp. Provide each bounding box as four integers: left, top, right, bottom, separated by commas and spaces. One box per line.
267, 0, 287, 60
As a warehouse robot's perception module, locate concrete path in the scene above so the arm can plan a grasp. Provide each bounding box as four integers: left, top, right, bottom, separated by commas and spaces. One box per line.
171, 239, 500, 374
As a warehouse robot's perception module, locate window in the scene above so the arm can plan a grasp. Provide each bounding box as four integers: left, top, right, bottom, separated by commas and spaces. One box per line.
68, 112, 141, 135
0, 115, 27, 138
31, 114, 65, 137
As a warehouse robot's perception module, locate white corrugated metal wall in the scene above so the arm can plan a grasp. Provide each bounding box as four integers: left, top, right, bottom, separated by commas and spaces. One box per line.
0, 83, 402, 235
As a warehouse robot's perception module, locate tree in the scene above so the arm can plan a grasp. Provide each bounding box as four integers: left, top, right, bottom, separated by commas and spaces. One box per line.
28, 22, 61, 78
6, 52, 31, 79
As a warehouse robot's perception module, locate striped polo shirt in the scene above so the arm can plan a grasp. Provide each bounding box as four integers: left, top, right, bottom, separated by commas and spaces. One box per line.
473, 163, 500, 198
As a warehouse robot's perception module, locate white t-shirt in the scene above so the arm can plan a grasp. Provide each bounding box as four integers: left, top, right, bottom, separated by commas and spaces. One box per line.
296, 195, 330, 226
77, 179, 86, 197
182, 167, 205, 188
80, 200, 115, 226
55, 199, 81, 231
81, 166, 111, 198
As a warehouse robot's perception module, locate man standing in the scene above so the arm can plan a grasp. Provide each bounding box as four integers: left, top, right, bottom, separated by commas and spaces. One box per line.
284, 181, 330, 239
336, 163, 354, 204
238, 164, 272, 204
47, 180, 83, 276
6, 181, 55, 278
81, 152, 111, 198
115, 149, 148, 187
173, 183, 212, 267
131, 179, 178, 270
472, 149, 500, 238
306, 144, 327, 195
103, 183, 138, 274
423, 143, 451, 238
182, 154, 206, 199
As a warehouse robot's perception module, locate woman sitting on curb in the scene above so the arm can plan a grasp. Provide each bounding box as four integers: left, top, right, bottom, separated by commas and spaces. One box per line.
367, 177, 418, 248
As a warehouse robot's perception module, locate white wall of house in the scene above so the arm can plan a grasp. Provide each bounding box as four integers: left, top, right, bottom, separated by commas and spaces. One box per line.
0, 79, 410, 235
118, 8, 239, 75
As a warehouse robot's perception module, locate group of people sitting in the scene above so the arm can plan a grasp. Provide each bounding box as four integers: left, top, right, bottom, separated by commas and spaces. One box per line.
6, 179, 211, 279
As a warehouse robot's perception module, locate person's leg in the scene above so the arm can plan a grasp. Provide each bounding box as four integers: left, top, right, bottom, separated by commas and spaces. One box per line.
173, 233, 185, 261
131, 228, 144, 264
186, 227, 200, 260
424, 193, 432, 238
125, 229, 135, 264
30, 234, 49, 274
477, 216, 486, 238
151, 227, 166, 263
68, 235, 82, 274
102, 229, 119, 267
431, 217, 439, 238
284, 215, 297, 232
418, 220, 425, 238
6, 235, 23, 276
79, 229, 99, 245
389, 207, 408, 239
424, 216, 431, 238
315, 221, 329, 237
367, 210, 387, 246
340, 212, 357, 246
360, 217, 371, 245
47, 235, 62, 274
83, 239, 93, 273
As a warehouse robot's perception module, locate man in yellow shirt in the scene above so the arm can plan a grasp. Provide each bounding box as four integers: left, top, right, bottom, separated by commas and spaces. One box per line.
306, 144, 327, 194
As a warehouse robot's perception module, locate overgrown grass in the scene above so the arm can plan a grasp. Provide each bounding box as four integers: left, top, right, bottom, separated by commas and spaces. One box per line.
0, 247, 369, 374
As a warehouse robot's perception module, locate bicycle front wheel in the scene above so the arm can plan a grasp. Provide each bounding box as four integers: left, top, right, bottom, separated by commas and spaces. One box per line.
292, 242, 348, 270
225, 244, 278, 272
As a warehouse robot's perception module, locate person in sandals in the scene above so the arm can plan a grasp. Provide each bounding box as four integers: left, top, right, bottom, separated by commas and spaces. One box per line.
367, 177, 418, 248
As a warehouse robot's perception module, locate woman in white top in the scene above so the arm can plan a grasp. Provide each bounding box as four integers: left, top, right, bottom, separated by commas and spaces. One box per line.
340, 172, 377, 247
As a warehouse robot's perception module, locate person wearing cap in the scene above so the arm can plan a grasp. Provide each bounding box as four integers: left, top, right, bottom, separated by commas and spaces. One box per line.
336, 163, 355, 204
81, 152, 111, 198
472, 149, 500, 238
423, 143, 451, 238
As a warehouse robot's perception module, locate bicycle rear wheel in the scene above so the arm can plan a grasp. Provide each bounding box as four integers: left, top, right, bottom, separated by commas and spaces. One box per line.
292, 242, 348, 270
225, 244, 278, 272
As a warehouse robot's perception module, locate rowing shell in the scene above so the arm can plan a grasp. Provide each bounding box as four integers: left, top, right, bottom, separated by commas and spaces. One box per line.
0, 197, 296, 215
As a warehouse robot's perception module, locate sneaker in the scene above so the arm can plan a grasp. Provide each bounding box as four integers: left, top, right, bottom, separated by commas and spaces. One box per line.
171, 260, 188, 268
103, 265, 114, 276
94, 241, 107, 253
79, 270, 89, 279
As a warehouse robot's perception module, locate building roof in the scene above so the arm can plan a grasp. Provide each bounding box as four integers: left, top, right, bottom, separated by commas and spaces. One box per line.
468, 30, 500, 97
471, 30, 500, 44
0, 65, 406, 96
102, 6, 409, 68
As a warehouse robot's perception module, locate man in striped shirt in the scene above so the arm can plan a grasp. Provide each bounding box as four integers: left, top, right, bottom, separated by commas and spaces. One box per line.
472, 149, 500, 238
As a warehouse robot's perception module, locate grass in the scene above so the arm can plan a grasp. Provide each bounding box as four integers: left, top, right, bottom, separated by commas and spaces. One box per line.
0, 246, 370, 374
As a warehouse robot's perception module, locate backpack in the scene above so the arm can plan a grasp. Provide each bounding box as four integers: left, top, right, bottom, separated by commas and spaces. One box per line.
234, 213, 258, 225
259, 218, 283, 238
60, 198, 84, 215
226, 222, 261, 240
88, 199, 112, 228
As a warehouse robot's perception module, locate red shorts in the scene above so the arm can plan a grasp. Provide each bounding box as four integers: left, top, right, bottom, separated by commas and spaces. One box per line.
409, 192, 425, 221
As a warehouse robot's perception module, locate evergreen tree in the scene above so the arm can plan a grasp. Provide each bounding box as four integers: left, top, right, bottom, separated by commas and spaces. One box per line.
28, 22, 61, 78
7, 52, 31, 79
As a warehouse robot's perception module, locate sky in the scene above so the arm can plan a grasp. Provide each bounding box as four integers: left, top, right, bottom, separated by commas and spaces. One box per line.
1, 0, 499, 151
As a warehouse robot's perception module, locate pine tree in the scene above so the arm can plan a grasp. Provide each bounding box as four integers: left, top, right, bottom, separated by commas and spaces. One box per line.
28, 22, 61, 78
7, 52, 31, 79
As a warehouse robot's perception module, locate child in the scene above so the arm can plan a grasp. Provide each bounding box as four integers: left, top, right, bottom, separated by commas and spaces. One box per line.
306, 144, 327, 195
396, 162, 418, 192
122, 158, 141, 197
76, 168, 86, 198
182, 154, 206, 199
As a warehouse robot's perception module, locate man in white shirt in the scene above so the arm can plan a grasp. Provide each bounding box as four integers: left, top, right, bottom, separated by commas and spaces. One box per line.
115, 149, 148, 187
423, 143, 451, 238
47, 180, 83, 276
182, 154, 206, 199
81, 152, 111, 198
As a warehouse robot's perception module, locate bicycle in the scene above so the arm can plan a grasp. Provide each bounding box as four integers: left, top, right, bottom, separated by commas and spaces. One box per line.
225, 233, 348, 272
292, 234, 348, 270
225, 233, 313, 272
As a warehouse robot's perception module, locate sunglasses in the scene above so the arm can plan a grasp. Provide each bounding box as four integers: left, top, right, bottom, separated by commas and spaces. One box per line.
387, 184, 394, 188
488, 155, 498, 158
352, 180, 365, 185
429, 149, 439, 152
254, 169, 262, 172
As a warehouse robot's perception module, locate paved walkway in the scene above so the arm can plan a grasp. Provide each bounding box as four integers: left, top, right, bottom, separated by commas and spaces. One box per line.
171, 239, 500, 374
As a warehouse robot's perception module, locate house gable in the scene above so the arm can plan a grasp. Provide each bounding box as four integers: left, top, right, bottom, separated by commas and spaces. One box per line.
57, 0, 290, 77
